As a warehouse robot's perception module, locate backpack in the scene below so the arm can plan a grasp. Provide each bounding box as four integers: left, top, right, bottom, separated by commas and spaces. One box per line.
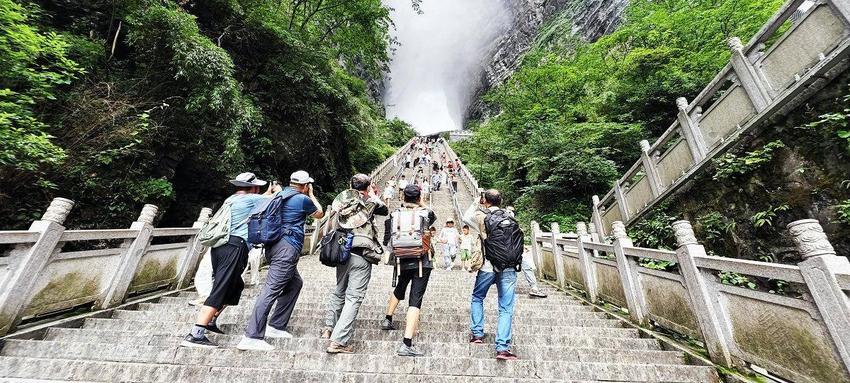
390, 207, 431, 281
247, 189, 299, 245
319, 228, 353, 267
198, 197, 235, 248
483, 209, 524, 271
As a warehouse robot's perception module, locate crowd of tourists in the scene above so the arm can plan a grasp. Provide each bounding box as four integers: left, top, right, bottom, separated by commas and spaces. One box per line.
180, 137, 546, 361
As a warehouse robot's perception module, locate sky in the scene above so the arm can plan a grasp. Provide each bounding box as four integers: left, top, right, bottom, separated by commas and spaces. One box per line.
382, 0, 513, 135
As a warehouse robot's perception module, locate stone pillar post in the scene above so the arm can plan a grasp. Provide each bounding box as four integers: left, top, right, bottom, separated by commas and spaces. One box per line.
0, 198, 74, 336
530, 221, 544, 279
728, 37, 773, 107
673, 220, 733, 367
790, 219, 850, 372
550, 223, 567, 287
614, 183, 630, 223
676, 97, 708, 162
827, 0, 850, 24
175, 207, 212, 289
575, 222, 599, 303
611, 222, 648, 325
97, 204, 158, 309
591, 195, 606, 238
639, 140, 663, 196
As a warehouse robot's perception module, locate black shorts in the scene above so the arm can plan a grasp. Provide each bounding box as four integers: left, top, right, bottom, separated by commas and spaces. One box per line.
393, 268, 432, 308
204, 236, 249, 310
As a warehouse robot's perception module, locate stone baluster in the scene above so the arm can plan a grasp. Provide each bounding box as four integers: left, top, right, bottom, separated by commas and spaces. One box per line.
639, 140, 663, 196
97, 204, 158, 309
611, 222, 648, 325
828, 0, 850, 24
727, 37, 773, 106
0, 198, 74, 336
549, 223, 567, 288
613, 183, 630, 223
676, 97, 708, 162
575, 222, 599, 303
591, 195, 606, 238
530, 221, 544, 280
672, 220, 733, 367
175, 207, 212, 289
790, 219, 850, 373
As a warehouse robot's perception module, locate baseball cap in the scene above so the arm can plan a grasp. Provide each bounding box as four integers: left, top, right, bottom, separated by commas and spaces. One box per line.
290, 170, 314, 184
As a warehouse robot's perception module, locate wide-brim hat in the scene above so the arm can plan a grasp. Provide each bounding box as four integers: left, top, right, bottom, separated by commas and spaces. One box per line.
332, 190, 369, 229
230, 172, 267, 187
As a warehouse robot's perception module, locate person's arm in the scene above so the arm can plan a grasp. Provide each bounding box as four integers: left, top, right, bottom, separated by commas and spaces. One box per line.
368, 186, 389, 216
383, 216, 392, 245
307, 184, 324, 219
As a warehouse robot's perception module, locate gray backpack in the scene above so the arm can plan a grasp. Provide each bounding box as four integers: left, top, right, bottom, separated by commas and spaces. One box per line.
199, 197, 235, 248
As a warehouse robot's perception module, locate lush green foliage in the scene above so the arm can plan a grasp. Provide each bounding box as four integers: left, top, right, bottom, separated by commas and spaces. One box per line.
455, 0, 782, 229
0, 0, 412, 228
712, 140, 786, 181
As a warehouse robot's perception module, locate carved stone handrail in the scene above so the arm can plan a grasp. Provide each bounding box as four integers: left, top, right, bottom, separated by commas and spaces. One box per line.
531, 217, 850, 383
590, 0, 850, 236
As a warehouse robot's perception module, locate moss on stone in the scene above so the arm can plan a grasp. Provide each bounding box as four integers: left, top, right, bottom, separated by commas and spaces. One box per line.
130, 257, 178, 290
23, 271, 100, 317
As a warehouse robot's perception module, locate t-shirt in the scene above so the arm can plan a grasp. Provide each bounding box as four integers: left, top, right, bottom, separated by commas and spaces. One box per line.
460, 233, 473, 250
276, 188, 318, 249
398, 180, 409, 190
228, 193, 270, 242
440, 226, 460, 246
383, 186, 394, 198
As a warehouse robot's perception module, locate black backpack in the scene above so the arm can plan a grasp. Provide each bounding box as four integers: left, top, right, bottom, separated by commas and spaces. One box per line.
483, 209, 523, 271
319, 229, 353, 267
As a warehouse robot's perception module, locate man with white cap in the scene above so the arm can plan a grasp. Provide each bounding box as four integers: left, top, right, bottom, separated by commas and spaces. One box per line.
237, 170, 324, 351
182, 172, 277, 348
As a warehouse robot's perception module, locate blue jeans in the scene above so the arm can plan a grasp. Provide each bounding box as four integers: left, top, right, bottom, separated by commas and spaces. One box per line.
469, 269, 517, 352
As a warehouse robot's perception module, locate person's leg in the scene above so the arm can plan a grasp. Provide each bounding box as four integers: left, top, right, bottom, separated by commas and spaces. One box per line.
191, 248, 213, 305
398, 268, 431, 356
469, 271, 495, 339
443, 245, 452, 269
383, 269, 412, 330
325, 261, 351, 335
494, 270, 517, 353
268, 267, 303, 331
521, 256, 537, 289
330, 254, 373, 346
244, 241, 298, 339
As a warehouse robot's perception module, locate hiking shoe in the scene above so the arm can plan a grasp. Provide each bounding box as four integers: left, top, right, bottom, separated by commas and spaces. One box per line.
496, 350, 519, 360
326, 342, 355, 354
265, 325, 293, 339
180, 334, 218, 348
205, 323, 225, 334
380, 318, 397, 331
320, 327, 332, 339
187, 297, 207, 307
469, 334, 484, 344
397, 343, 425, 357
529, 289, 548, 298
236, 336, 274, 351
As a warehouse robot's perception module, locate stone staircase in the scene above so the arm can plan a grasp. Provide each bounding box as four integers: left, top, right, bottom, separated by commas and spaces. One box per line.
0, 142, 720, 382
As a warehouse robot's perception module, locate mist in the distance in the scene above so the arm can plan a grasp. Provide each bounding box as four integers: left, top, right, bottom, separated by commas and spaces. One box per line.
383, 0, 513, 135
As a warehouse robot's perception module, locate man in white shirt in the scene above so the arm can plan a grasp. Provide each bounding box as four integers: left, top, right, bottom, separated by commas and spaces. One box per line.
438, 220, 460, 270
397, 176, 409, 201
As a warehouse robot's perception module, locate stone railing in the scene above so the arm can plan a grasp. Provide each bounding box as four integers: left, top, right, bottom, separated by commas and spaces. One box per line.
530, 218, 850, 383
436, 138, 481, 223
0, 200, 211, 336
591, 0, 850, 236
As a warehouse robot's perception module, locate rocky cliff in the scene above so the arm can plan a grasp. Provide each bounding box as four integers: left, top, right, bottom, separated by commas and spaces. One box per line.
467, 0, 629, 121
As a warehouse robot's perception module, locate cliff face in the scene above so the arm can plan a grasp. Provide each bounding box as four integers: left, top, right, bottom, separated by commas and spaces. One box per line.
467, 0, 628, 121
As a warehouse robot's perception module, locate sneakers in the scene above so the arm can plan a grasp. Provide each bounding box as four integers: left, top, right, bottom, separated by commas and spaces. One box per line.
205, 324, 225, 334
397, 343, 425, 357
265, 325, 293, 339
495, 350, 519, 360
320, 327, 332, 339
326, 341, 355, 354
236, 336, 275, 351
529, 289, 548, 298
380, 318, 397, 331
180, 334, 218, 348
187, 297, 207, 307
469, 334, 484, 344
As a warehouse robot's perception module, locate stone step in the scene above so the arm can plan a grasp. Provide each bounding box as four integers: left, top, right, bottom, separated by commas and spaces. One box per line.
135, 303, 606, 320
2, 339, 685, 365
42, 327, 667, 354
80, 319, 643, 343
112, 309, 617, 328
0, 354, 720, 382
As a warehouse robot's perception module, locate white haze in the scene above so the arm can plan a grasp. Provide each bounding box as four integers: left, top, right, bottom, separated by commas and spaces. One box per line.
382, 0, 513, 135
